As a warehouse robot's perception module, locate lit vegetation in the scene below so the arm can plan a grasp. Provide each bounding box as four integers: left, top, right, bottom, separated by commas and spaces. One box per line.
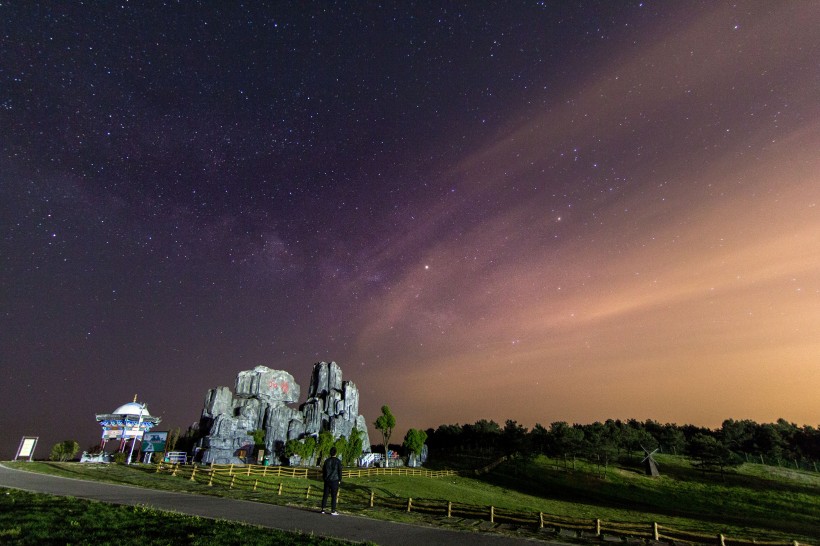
6, 453, 818, 544
0, 487, 369, 545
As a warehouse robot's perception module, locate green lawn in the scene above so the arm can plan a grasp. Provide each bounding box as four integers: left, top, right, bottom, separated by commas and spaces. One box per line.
0, 487, 367, 545
339, 455, 818, 542
4, 455, 818, 544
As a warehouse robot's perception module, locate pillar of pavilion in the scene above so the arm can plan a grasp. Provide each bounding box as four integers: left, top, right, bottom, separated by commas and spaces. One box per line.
95, 395, 161, 452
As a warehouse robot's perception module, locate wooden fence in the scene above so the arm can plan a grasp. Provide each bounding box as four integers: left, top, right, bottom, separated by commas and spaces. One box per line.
154, 462, 810, 546
159, 462, 457, 480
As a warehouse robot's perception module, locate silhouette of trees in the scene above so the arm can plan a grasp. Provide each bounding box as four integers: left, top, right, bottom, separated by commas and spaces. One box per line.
422, 417, 818, 470
688, 433, 741, 474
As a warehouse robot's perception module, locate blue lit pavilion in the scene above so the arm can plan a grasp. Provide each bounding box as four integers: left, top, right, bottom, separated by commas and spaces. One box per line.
95, 396, 161, 452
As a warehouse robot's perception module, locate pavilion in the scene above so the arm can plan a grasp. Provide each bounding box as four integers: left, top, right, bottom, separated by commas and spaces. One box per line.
95, 395, 161, 452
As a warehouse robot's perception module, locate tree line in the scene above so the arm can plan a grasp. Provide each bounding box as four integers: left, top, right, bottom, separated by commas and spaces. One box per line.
424, 418, 820, 471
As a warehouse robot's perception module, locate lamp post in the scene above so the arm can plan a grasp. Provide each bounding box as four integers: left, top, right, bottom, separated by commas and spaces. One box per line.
126, 403, 146, 465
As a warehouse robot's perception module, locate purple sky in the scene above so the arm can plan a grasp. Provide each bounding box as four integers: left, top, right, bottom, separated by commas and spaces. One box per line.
2, 2, 818, 459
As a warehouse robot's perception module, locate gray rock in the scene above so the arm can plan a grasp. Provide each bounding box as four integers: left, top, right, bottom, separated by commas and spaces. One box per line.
235, 366, 299, 403
300, 398, 323, 435
197, 361, 369, 465
343, 381, 359, 417
203, 386, 233, 418
307, 361, 342, 397
356, 415, 371, 448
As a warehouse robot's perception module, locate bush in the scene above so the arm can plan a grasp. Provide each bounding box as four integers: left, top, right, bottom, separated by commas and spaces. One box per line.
112, 452, 127, 464
49, 440, 80, 462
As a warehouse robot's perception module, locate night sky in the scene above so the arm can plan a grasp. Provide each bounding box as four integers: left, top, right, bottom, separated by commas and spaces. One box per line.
2, 2, 818, 459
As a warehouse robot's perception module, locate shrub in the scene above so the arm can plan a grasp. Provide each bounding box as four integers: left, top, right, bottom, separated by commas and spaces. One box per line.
49, 440, 80, 462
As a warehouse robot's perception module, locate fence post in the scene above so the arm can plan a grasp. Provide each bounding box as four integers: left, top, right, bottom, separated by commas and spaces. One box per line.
653, 522, 659, 541
595, 519, 601, 537
190, 466, 197, 481
306, 485, 311, 500
407, 498, 413, 512
370, 491, 375, 508
230, 475, 236, 489
539, 512, 544, 529
208, 472, 214, 487
448, 502, 452, 518
247, 465, 251, 476
229, 463, 234, 475
719, 534, 726, 546
253, 479, 258, 492
490, 505, 494, 523
278, 483, 283, 495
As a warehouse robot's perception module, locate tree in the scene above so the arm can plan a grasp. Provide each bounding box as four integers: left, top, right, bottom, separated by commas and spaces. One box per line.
403, 428, 427, 457
248, 429, 266, 448
657, 424, 686, 455
342, 427, 365, 466
374, 405, 396, 467
502, 419, 531, 457
428, 423, 463, 453
166, 427, 181, 453
583, 421, 620, 476
794, 425, 820, 461
285, 437, 317, 464
548, 421, 584, 460
721, 419, 756, 455
753, 423, 789, 462
50, 440, 80, 462
530, 423, 550, 455
175, 423, 201, 455
688, 433, 741, 474
248, 429, 266, 462
466, 419, 501, 453
317, 431, 334, 464
333, 435, 348, 465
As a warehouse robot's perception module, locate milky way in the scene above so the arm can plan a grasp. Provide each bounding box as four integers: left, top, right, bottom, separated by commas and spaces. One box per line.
1, 2, 818, 457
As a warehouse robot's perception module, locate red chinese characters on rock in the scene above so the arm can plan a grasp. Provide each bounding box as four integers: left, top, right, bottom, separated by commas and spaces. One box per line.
267, 379, 289, 394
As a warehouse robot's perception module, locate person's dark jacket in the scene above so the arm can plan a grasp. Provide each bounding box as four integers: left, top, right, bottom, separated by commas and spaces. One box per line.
323, 456, 342, 483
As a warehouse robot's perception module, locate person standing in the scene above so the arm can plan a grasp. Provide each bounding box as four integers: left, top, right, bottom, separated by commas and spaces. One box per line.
321, 446, 342, 515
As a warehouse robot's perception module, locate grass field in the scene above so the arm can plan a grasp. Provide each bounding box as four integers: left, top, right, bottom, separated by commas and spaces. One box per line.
3, 454, 818, 544
0, 487, 366, 545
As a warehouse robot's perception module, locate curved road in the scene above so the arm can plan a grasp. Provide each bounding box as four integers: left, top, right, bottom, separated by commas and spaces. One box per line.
0, 463, 561, 545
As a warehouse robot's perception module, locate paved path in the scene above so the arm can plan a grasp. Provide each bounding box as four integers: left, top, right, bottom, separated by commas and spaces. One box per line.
0, 463, 562, 546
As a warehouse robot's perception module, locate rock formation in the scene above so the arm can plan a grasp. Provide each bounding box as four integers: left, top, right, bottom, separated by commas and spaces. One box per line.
196, 362, 370, 465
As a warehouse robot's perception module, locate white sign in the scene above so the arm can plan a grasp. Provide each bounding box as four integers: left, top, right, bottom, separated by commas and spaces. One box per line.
15, 437, 38, 461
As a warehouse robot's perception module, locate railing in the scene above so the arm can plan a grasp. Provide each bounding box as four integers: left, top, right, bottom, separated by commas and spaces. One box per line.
154, 462, 811, 546
157, 462, 457, 480
343, 467, 456, 478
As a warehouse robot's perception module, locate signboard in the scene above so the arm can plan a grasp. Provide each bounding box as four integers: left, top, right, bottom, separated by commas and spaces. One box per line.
103, 428, 144, 439
141, 431, 168, 453
102, 429, 121, 440
15, 436, 38, 461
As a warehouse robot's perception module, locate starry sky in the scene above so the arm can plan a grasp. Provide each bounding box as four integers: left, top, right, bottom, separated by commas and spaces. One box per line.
2, 2, 818, 459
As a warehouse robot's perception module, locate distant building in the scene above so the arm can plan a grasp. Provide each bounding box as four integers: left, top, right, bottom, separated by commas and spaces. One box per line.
95, 396, 161, 452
